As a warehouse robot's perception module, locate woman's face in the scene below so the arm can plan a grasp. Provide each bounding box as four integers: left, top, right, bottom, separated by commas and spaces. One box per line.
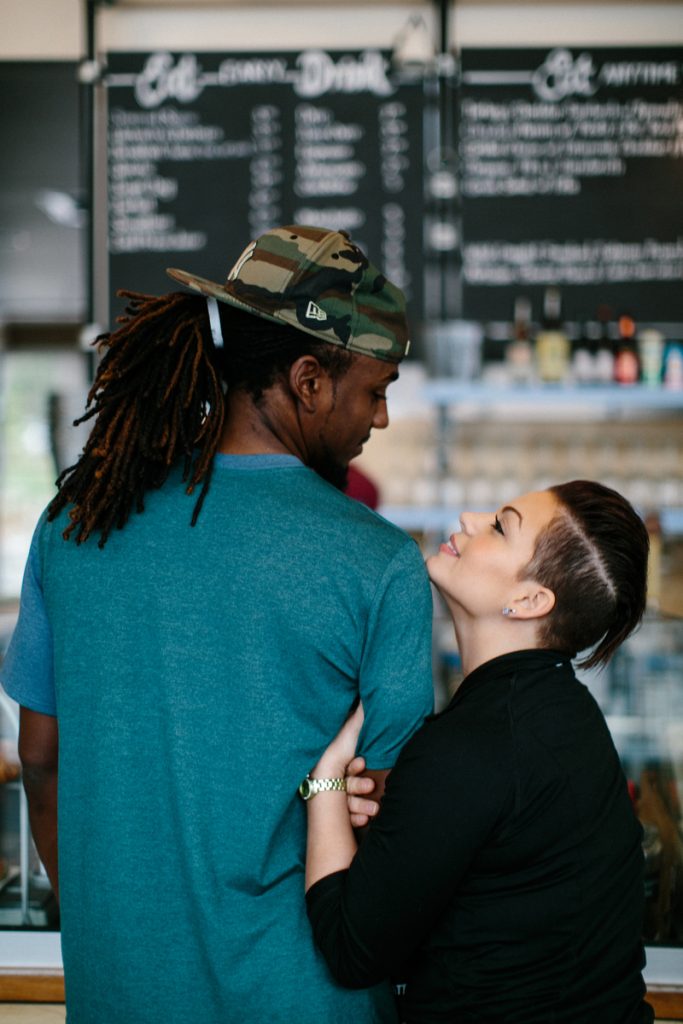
426, 489, 560, 619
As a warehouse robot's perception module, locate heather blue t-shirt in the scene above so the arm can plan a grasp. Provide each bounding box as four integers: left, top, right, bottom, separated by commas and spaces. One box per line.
2, 455, 434, 1024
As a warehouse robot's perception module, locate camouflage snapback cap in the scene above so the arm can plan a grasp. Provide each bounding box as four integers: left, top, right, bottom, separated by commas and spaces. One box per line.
167, 225, 409, 363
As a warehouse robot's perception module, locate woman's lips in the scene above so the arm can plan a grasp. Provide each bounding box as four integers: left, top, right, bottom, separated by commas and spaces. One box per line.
439, 537, 460, 558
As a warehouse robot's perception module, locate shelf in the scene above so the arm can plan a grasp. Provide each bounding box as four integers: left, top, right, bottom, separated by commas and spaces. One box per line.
380, 380, 683, 537
422, 381, 683, 416
380, 505, 683, 538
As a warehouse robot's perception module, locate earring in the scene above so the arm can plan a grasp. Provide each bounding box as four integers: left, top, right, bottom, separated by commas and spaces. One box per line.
502, 607, 517, 616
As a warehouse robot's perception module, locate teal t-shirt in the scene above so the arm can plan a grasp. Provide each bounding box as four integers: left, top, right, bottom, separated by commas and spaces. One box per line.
3, 455, 434, 1024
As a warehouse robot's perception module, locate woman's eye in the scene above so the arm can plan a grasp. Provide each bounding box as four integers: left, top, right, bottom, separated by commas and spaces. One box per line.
492, 516, 504, 535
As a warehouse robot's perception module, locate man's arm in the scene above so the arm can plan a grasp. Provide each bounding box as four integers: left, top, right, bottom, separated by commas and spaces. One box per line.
356, 540, 434, 773
18, 706, 59, 901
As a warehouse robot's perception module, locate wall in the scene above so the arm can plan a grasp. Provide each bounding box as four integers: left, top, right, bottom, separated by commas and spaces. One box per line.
2, 0, 683, 61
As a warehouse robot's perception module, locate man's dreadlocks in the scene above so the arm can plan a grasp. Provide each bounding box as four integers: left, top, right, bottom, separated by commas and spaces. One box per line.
47, 290, 225, 548
47, 290, 355, 548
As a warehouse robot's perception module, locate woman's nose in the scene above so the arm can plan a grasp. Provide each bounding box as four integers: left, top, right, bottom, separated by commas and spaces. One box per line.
460, 511, 475, 535
460, 510, 488, 535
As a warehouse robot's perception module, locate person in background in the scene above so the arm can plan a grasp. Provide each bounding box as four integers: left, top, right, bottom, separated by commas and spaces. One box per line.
304, 479, 654, 1024
2, 225, 434, 1024
345, 463, 381, 510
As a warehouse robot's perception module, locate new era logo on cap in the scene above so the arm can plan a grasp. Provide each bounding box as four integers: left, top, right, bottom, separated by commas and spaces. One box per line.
305, 301, 328, 322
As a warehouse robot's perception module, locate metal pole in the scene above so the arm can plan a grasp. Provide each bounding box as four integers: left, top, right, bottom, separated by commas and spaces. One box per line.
425, 0, 461, 323
80, 0, 96, 325
78, 0, 102, 378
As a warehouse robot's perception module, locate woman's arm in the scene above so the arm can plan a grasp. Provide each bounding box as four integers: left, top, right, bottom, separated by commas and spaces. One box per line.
305, 704, 364, 891
305, 717, 506, 988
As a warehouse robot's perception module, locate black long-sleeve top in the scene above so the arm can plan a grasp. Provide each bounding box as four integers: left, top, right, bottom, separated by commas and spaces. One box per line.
307, 649, 654, 1024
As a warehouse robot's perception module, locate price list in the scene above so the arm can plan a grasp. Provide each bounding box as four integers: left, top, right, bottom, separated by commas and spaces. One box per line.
458, 46, 683, 324
105, 50, 423, 328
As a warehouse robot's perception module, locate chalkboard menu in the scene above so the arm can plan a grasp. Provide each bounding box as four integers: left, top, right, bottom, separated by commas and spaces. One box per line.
105, 50, 424, 327
459, 47, 683, 325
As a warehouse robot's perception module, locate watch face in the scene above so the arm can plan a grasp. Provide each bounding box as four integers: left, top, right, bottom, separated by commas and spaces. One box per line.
298, 777, 313, 800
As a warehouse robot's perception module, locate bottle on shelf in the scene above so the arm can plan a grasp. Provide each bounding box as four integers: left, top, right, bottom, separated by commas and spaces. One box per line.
663, 340, 683, 390
594, 304, 616, 384
572, 319, 601, 385
534, 287, 570, 383
638, 328, 664, 387
613, 314, 640, 386
505, 296, 534, 384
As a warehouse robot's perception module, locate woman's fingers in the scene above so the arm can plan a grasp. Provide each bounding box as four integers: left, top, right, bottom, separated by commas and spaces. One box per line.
346, 756, 368, 779
348, 794, 380, 817
346, 764, 379, 825
346, 774, 375, 796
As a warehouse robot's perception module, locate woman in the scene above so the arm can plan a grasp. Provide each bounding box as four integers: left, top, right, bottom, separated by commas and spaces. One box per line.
303, 480, 654, 1023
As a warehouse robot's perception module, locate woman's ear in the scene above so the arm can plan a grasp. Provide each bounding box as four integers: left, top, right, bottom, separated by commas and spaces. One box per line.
510, 584, 556, 620
288, 355, 326, 413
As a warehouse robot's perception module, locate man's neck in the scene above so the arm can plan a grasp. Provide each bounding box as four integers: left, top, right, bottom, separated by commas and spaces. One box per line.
218, 389, 303, 458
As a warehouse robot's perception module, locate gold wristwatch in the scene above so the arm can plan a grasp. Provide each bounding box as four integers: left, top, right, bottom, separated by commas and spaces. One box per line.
298, 774, 347, 801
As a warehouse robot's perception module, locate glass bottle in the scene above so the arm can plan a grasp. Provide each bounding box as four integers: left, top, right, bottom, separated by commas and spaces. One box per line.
506, 296, 534, 384
663, 340, 683, 390
594, 304, 615, 384
572, 319, 600, 385
638, 328, 664, 388
535, 287, 570, 383
613, 314, 640, 386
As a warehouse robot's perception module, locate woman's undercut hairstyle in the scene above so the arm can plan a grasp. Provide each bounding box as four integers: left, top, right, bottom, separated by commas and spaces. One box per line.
521, 480, 649, 669
47, 291, 354, 547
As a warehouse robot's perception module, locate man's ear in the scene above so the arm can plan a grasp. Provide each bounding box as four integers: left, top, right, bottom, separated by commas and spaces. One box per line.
288, 355, 326, 413
511, 583, 556, 620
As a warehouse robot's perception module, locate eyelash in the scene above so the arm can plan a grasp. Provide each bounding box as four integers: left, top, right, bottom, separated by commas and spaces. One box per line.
492, 515, 504, 535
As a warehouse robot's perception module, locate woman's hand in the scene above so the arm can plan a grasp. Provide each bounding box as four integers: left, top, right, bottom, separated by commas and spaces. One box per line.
313, 703, 365, 779
312, 704, 381, 829
305, 703, 366, 891
345, 756, 381, 829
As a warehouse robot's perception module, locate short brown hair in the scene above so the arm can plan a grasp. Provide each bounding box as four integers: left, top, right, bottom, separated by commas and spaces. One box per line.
520, 480, 649, 669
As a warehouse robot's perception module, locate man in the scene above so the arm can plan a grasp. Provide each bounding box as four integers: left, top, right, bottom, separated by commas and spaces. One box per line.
3, 225, 434, 1023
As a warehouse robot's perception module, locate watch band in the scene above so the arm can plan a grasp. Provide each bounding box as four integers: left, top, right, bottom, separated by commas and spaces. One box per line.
298, 774, 347, 801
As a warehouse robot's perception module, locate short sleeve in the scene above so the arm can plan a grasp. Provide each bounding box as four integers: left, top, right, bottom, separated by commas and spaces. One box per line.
356, 538, 434, 769
1, 521, 56, 716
